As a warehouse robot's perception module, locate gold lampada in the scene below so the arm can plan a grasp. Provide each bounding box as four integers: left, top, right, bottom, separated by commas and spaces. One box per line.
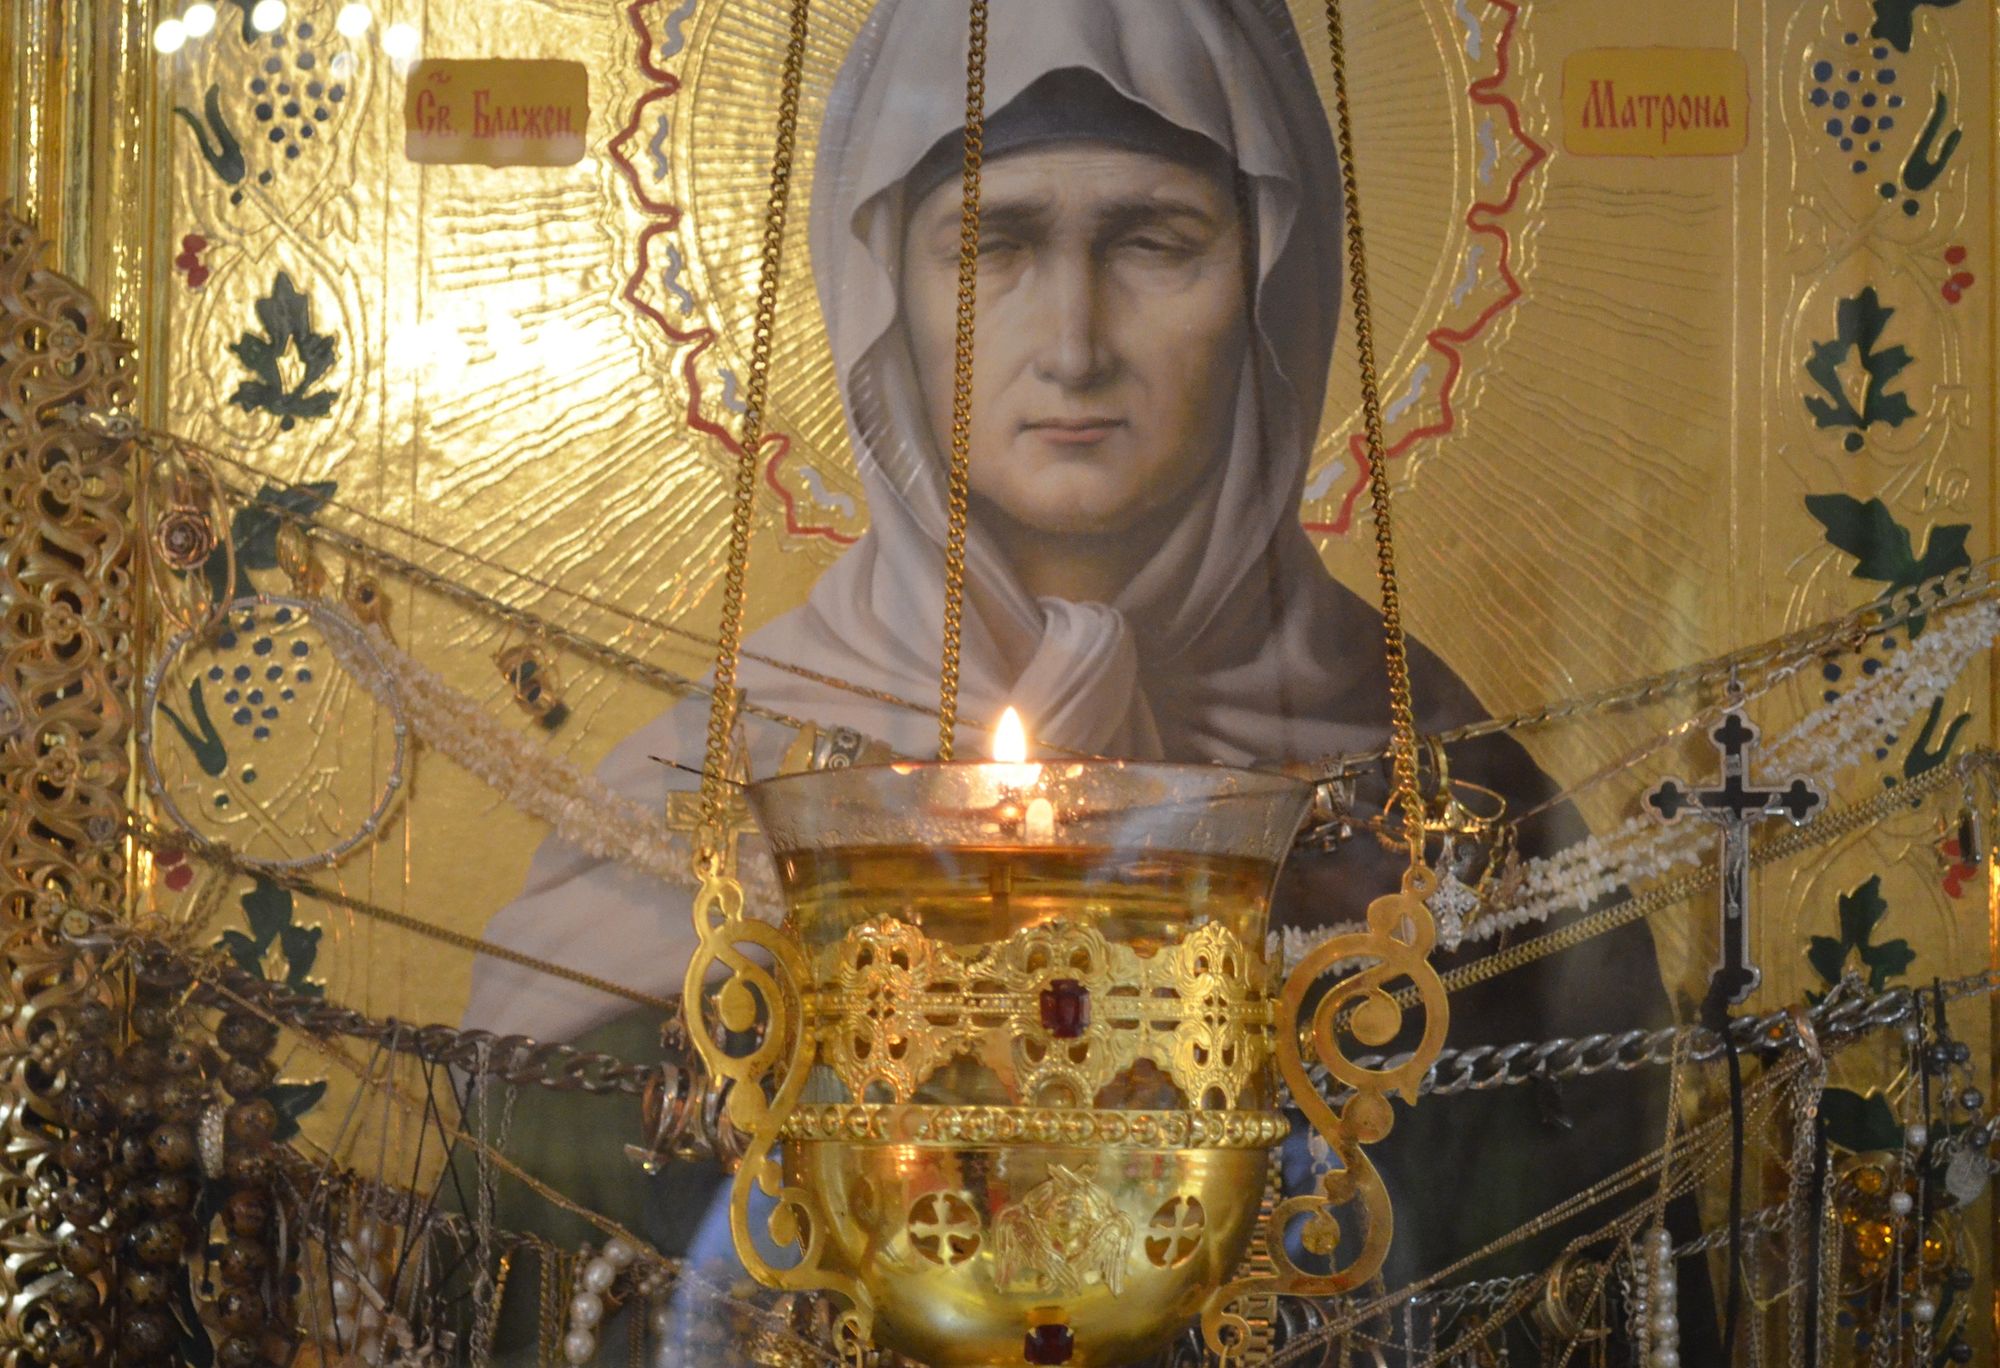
681, 0, 1445, 1358
680, 715, 1448, 1366
756, 747, 1297, 1365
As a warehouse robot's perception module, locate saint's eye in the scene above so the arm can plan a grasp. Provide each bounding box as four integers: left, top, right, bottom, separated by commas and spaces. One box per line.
1115, 232, 1198, 260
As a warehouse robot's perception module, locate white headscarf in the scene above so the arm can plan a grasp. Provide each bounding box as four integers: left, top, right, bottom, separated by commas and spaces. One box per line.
468, 0, 1446, 1041
741, 0, 1393, 765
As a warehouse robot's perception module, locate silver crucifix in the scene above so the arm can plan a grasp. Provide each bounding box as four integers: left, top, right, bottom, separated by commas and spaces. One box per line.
1646, 710, 1823, 1006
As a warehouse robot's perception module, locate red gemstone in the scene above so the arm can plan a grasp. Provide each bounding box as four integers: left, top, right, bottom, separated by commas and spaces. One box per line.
1024, 1324, 1073, 1365
1039, 979, 1089, 1039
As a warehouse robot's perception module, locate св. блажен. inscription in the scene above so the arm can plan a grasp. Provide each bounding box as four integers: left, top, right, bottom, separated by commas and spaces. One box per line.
405, 59, 588, 167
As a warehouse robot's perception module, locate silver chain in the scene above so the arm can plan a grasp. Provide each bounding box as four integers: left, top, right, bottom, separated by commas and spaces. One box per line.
1327, 970, 1992, 1102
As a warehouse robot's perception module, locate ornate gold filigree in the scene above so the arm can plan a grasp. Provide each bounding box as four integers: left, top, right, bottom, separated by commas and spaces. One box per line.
681, 867, 873, 1353
132, 433, 231, 633
780, 1103, 1290, 1149
807, 917, 1273, 1109
1202, 865, 1450, 1359
992, 1165, 1134, 1298
0, 205, 136, 1365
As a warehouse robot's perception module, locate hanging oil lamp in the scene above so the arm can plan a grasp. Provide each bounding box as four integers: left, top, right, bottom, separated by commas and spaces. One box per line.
675, 0, 1445, 1360
743, 707, 1308, 1364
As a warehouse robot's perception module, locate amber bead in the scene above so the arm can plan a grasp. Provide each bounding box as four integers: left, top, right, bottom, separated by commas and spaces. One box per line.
216, 1285, 267, 1334
216, 1239, 268, 1286
216, 1334, 265, 1368
46, 1272, 100, 1317
119, 1040, 167, 1080
155, 1073, 211, 1121
57, 1134, 109, 1178
43, 1322, 97, 1368
56, 1232, 106, 1275
121, 1265, 170, 1307
110, 1180, 151, 1224
118, 1131, 157, 1172
118, 1309, 174, 1356
226, 1098, 279, 1145
224, 1143, 275, 1186
68, 1041, 115, 1084
71, 1001, 114, 1040
222, 1186, 273, 1237
111, 1080, 156, 1123
216, 1013, 278, 1059
148, 1122, 196, 1171
63, 1085, 113, 1130
219, 1056, 275, 1099
143, 1172, 195, 1214
133, 949, 191, 989
128, 999, 177, 1041
55, 1184, 106, 1226
125, 1219, 186, 1265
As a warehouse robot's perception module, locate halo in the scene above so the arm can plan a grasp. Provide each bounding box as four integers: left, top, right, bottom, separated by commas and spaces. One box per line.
617, 0, 1536, 548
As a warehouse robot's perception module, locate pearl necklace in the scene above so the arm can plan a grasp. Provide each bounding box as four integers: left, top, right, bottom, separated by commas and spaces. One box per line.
560, 1236, 680, 1364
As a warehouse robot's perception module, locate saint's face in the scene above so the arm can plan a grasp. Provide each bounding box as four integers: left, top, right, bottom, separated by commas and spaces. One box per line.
901, 143, 1249, 541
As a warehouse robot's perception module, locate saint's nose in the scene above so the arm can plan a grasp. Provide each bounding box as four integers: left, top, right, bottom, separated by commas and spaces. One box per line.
1026, 251, 1115, 389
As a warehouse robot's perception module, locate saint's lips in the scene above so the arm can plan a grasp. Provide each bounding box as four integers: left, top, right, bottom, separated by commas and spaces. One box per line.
1021, 417, 1125, 444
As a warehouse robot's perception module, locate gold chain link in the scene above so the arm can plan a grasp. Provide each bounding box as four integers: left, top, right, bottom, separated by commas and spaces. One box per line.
696, 0, 813, 866
936, 0, 989, 760
1324, 0, 1426, 863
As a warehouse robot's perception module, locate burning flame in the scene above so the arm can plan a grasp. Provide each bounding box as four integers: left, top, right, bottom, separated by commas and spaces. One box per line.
989, 706, 1042, 792
993, 706, 1029, 764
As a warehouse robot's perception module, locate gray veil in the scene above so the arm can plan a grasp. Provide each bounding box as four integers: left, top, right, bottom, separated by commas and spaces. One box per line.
744, 0, 1380, 764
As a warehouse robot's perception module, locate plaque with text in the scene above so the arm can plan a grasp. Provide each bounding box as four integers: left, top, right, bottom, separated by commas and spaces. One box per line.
405, 59, 588, 167
1562, 48, 1750, 157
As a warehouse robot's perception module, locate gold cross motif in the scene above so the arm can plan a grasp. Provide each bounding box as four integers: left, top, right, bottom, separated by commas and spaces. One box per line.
906, 1192, 982, 1266
1145, 1196, 1207, 1268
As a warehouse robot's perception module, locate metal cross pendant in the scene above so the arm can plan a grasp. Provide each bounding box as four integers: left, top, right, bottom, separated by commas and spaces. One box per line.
1646, 711, 1823, 1006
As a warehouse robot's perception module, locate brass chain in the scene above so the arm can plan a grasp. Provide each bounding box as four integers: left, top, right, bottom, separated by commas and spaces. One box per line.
936, 0, 989, 760
1324, 0, 1426, 863
696, 0, 813, 867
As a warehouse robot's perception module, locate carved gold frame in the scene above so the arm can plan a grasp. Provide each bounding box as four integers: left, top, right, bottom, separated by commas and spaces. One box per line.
2, 5, 163, 1356
0, 206, 137, 1365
